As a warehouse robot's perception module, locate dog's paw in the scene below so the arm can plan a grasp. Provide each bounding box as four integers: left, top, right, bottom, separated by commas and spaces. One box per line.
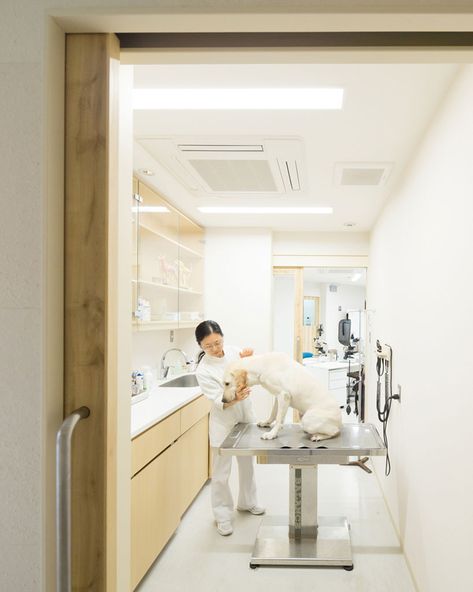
309, 434, 326, 442
257, 421, 272, 428
261, 431, 278, 440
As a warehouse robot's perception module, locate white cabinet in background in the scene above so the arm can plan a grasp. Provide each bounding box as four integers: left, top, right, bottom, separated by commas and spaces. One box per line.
304, 361, 359, 411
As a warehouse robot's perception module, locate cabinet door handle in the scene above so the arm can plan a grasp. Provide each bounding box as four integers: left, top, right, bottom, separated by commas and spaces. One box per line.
56, 406, 90, 592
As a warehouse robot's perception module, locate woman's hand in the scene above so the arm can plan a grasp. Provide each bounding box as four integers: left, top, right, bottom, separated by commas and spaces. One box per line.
240, 348, 254, 358
223, 385, 251, 409
235, 385, 251, 402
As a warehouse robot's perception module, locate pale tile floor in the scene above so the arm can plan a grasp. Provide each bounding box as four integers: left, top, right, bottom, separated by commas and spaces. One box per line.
137, 462, 416, 592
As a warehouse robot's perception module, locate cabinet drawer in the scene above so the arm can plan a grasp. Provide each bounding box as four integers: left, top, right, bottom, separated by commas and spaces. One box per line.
131, 411, 181, 476
331, 386, 347, 407
329, 369, 347, 389
180, 395, 211, 435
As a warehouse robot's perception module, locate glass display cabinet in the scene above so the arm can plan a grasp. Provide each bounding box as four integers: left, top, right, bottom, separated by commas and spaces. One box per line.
132, 177, 204, 331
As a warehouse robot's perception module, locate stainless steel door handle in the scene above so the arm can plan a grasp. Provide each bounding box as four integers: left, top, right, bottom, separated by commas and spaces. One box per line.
56, 406, 90, 592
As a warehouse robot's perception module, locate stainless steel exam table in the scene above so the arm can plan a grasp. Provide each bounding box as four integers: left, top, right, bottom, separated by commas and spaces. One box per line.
219, 422, 386, 570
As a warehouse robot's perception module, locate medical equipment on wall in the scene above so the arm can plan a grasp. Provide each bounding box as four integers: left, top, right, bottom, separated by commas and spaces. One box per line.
338, 315, 359, 360
337, 315, 364, 419
376, 340, 400, 476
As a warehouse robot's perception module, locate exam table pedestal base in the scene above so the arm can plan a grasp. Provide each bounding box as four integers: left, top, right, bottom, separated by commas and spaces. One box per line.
250, 516, 352, 568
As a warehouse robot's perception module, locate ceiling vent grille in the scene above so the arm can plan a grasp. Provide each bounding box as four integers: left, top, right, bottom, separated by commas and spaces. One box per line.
188, 159, 277, 192
334, 162, 393, 186
136, 137, 305, 197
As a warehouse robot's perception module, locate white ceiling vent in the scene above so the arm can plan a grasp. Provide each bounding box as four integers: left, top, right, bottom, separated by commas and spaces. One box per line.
136, 137, 305, 197
188, 159, 278, 192
334, 162, 393, 186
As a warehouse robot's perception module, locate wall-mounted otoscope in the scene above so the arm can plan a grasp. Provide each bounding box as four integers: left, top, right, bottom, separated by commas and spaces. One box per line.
376, 340, 400, 476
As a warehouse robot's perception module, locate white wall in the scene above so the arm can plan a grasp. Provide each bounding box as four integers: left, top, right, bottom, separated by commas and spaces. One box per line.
273, 231, 369, 256
204, 228, 273, 419
367, 64, 473, 592
132, 329, 199, 378
272, 274, 295, 356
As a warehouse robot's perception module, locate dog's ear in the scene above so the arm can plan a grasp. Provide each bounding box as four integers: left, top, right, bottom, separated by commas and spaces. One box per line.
234, 369, 248, 390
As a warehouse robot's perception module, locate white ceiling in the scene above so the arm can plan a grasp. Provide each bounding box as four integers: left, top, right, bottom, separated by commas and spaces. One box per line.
132, 62, 460, 232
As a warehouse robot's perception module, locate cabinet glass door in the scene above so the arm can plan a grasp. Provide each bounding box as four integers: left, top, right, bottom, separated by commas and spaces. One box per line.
133, 181, 180, 330
131, 178, 139, 321
177, 215, 205, 329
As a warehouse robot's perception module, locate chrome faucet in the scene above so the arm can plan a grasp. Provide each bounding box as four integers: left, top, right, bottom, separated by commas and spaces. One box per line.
160, 348, 193, 379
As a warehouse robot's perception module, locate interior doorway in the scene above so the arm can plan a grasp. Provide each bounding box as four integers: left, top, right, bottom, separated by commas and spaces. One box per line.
272, 265, 367, 423
57, 23, 473, 592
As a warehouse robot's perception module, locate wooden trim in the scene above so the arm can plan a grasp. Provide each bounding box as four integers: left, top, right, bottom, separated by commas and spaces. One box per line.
294, 268, 303, 363
65, 33, 120, 591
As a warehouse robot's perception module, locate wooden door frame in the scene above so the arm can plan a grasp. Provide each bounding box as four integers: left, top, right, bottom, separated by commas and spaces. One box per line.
65, 33, 120, 591
302, 295, 321, 353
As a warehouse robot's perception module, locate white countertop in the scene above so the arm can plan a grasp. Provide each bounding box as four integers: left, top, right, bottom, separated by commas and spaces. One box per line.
131, 383, 203, 439
303, 358, 360, 371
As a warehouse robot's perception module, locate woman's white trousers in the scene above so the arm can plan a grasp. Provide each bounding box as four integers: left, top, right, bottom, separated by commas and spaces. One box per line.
211, 448, 258, 523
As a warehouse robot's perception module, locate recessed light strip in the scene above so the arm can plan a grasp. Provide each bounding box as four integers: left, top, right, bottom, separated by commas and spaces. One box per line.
133, 88, 344, 110
198, 206, 333, 214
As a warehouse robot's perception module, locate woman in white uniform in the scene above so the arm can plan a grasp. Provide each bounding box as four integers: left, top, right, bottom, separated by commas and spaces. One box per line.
195, 320, 265, 536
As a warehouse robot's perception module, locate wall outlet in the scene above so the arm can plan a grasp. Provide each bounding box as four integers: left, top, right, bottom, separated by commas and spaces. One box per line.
169, 330, 174, 343
396, 385, 401, 402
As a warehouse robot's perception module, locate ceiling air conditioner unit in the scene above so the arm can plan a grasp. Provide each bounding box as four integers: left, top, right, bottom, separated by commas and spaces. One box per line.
136, 136, 305, 197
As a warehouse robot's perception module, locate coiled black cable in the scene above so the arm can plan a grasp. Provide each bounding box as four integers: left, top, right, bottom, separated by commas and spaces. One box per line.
376, 341, 395, 476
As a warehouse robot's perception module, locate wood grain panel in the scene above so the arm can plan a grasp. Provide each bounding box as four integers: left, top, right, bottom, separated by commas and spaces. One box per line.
180, 395, 211, 435
131, 412, 180, 477
176, 415, 209, 516
65, 33, 120, 591
131, 442, 181, 589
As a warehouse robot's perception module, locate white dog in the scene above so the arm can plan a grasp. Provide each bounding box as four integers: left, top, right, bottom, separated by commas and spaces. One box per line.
222, 352, 342, 441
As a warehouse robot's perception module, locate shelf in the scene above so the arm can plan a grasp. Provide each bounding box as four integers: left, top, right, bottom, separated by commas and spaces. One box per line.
132, 279, 202, 295
133, 320, 200, 332
139, 223, 204, 259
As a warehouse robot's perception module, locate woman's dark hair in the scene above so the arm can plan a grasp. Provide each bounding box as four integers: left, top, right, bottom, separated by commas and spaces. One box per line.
195, 320, 223, 364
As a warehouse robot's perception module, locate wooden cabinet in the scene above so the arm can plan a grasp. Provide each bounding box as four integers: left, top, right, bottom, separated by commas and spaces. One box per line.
131, 411, 180, 477
131, 441, 180, 590
132, 177, 205, 331
176, 415, 209, 517
130, 396, 211, 589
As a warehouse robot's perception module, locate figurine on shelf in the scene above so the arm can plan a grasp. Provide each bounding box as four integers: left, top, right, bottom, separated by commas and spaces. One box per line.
157, 255, 178, 286
175, 259, 192, 289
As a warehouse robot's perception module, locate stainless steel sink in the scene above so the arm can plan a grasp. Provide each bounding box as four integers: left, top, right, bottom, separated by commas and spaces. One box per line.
159, 374, 199, 388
